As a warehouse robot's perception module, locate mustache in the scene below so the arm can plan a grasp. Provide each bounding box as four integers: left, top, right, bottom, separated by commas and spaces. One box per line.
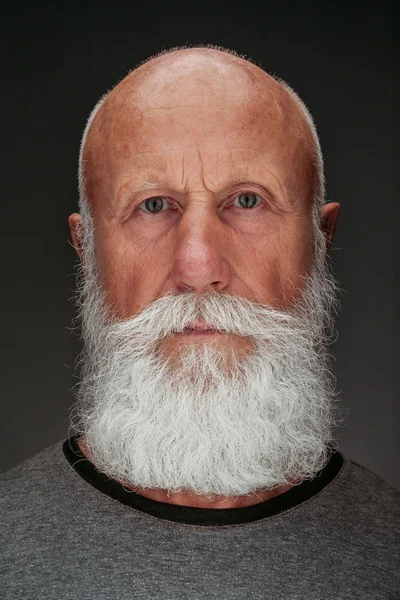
98, 290, 310, 342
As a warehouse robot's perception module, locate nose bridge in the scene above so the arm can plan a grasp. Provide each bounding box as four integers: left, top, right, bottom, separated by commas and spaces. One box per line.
171, 194, 231, 292
182, 191, 218, 231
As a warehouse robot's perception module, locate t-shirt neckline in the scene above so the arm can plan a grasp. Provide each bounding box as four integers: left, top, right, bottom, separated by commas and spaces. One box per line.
63, 434, 344, 527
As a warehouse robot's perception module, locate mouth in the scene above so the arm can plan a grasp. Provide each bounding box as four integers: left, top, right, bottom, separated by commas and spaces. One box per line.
184, 320, 219, 332
182, 328, 223, 335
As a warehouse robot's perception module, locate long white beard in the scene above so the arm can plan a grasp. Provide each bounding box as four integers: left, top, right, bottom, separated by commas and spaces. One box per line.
71, 203, 342, 499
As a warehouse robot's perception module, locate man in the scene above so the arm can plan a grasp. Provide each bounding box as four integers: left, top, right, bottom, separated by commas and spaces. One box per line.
2, 45, 399, 599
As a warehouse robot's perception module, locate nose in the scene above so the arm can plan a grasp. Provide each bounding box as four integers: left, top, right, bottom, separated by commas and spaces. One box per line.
170, 202, 232, 294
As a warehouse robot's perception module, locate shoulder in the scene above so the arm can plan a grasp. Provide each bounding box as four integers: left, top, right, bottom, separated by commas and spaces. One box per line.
326, 453, 399, 539
0, 439, 78, 518
1, 440, 66, 484
341, 456, 399, 506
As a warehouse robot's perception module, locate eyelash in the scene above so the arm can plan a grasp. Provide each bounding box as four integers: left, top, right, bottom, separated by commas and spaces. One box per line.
138, 193, 264, 214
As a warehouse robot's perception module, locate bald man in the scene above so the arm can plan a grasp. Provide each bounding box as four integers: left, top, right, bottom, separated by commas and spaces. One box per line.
2, 46, 399, 599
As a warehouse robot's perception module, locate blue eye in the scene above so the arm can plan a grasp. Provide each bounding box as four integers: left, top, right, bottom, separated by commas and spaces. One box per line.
232, 193, 262, 209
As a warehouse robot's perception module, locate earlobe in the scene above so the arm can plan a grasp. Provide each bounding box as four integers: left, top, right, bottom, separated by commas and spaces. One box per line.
68, 213, 82, 259
320, 202, 340, 249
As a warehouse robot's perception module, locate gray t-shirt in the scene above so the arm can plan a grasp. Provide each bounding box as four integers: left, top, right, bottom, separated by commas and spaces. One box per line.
1, 434, 399, 599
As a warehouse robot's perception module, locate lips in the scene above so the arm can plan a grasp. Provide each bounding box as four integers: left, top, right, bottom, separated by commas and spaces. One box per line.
188, 320, 216, 331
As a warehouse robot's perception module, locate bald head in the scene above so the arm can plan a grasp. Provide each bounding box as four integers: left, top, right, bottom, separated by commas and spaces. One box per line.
79, 46, 323, 215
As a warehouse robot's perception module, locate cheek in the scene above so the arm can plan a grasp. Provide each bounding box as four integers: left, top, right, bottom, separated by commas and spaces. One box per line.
277, 222, 314, 303
94, 230, 166, 318
253, 218, 313, 305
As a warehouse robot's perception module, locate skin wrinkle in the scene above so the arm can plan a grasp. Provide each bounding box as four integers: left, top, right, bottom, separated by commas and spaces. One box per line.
180, 153, 185, 189
70, 48, 340, 508
116, 179, 287, 223
114, 152, 293, 223
83, 72, 312, 217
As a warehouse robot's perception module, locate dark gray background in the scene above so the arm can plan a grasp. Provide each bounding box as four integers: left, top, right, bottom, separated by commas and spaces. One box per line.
5, 3, 398, 488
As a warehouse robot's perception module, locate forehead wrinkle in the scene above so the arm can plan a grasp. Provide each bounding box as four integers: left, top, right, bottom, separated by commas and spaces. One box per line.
116, 145, 294, 205
90, 88, 307, 181
83, 48, 317, 205
87, 84, 312, 214
180, 153, 185, 189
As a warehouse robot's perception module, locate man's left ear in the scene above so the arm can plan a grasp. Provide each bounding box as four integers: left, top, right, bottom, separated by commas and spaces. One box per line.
68, 213, 83, 260
320, 202, 340, 249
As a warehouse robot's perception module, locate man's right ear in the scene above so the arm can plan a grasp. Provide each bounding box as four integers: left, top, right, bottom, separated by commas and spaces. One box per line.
68, 213, 82, 260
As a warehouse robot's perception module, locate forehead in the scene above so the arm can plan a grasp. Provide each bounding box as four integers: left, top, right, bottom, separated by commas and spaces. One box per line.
84, 57, 313, 212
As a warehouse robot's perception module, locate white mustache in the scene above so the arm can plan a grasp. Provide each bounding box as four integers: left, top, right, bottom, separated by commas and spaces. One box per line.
95, 290, 313, 351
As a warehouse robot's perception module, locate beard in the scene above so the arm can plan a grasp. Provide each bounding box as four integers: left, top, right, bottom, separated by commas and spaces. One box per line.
70, 201, 342, 499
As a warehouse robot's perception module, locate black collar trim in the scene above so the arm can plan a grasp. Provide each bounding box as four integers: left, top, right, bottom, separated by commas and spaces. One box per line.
63, 434, 344, 527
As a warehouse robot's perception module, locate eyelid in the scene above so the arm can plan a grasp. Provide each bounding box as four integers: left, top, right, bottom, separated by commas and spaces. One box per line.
134, 190, 267, 215
138, 191, 265, 212
229, 190, 263, 201
139, 196, 173, 211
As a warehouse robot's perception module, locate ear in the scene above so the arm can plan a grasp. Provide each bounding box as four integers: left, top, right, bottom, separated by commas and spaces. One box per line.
68, 213, 82, 260
320, 202, 340, 249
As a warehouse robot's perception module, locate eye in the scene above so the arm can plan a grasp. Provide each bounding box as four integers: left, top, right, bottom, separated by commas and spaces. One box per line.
139, 196, 170, 214
138, 193, 263, 215
231, 193, 263, 209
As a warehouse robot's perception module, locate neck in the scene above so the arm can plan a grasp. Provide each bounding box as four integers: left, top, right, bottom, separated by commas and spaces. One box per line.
77, 436, 301, 509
